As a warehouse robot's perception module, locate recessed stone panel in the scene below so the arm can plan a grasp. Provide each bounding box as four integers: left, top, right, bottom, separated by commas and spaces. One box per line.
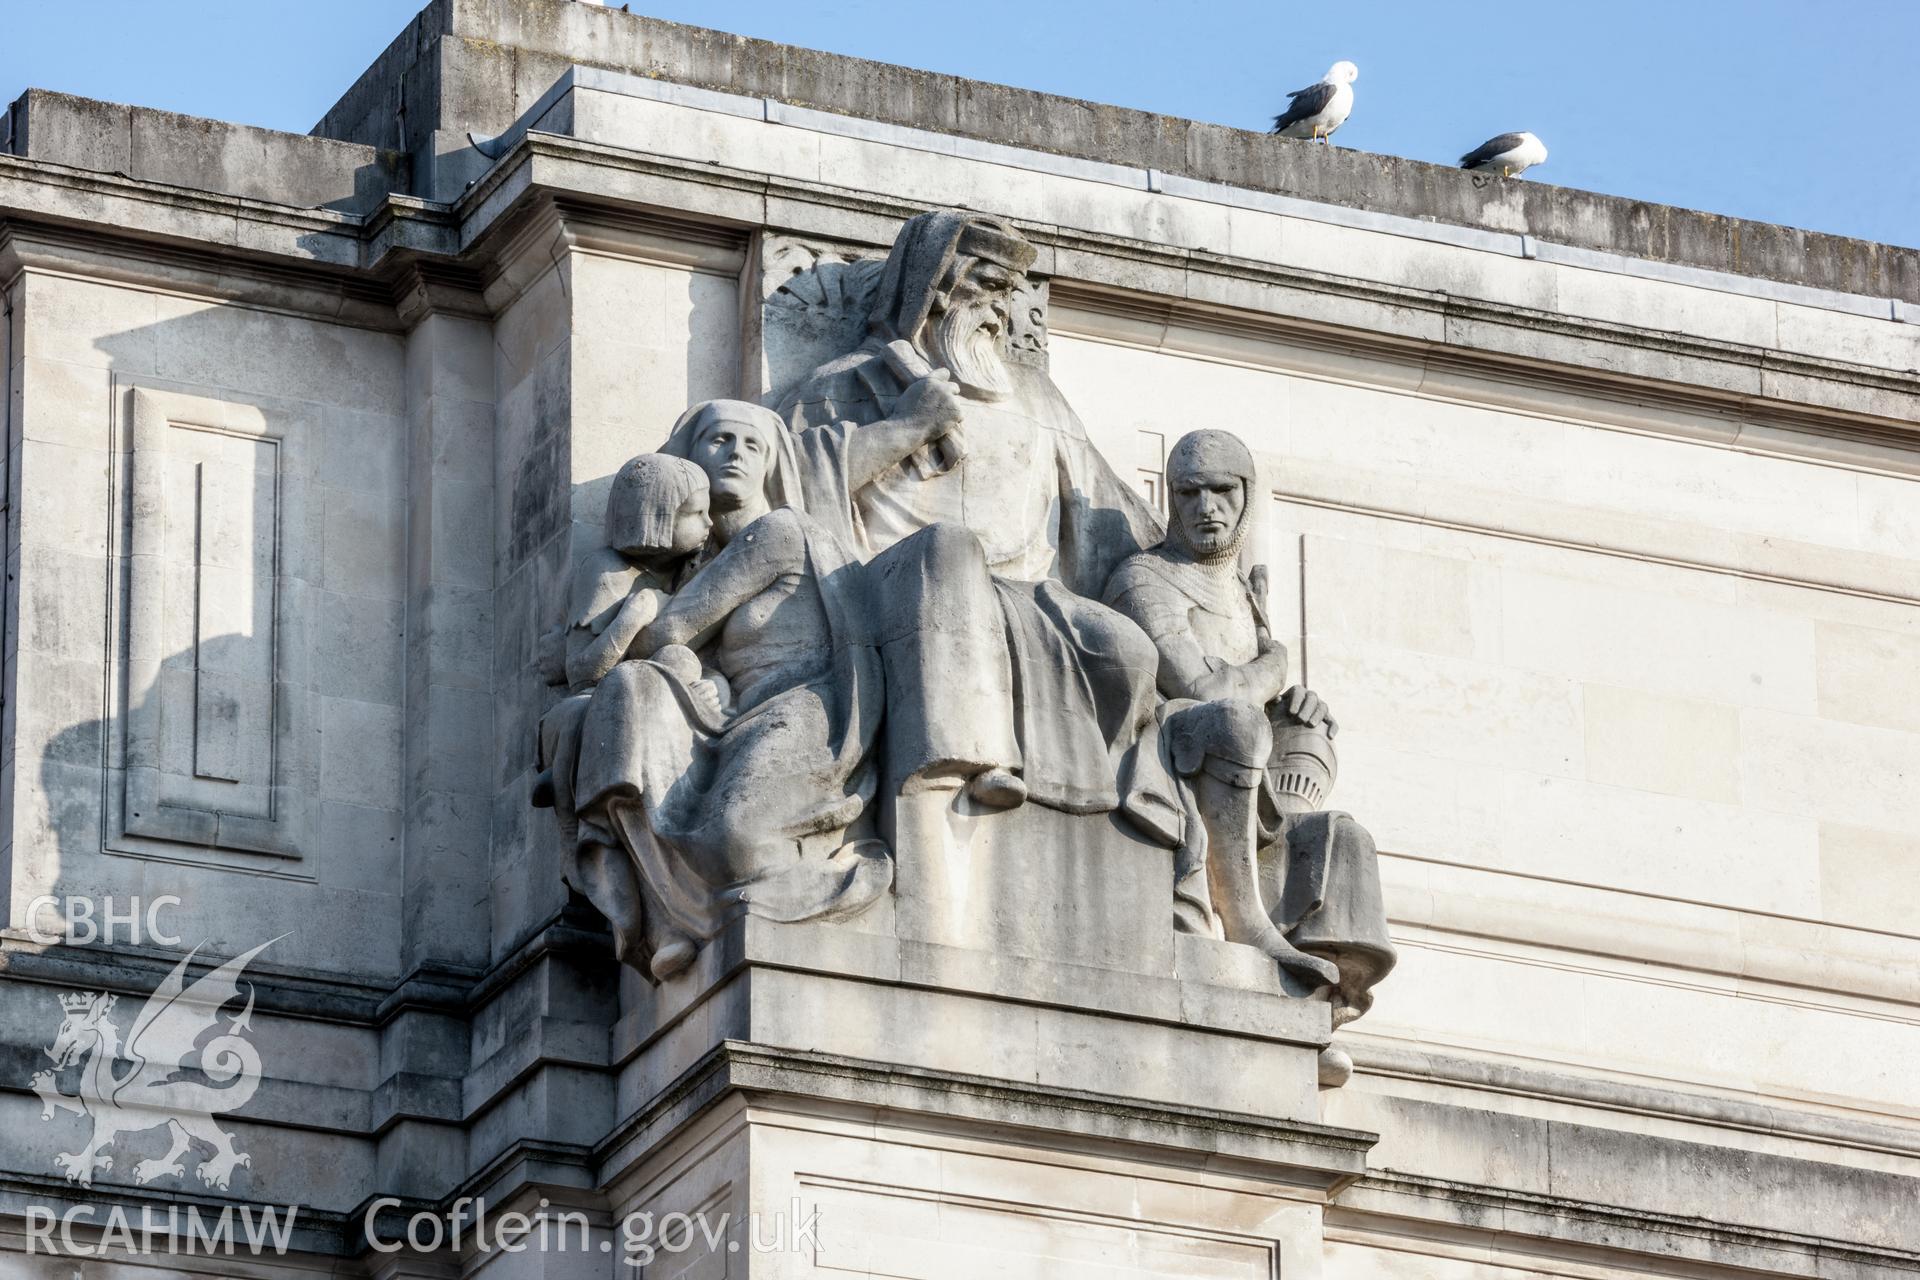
109, 385, 312, 861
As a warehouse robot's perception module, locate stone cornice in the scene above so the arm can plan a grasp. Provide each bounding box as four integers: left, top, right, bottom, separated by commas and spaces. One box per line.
1332, 1171, 1920, 1279
473, 192, 746, 316
1349, 1037, 1920, 1164
392, 260, 490, 326
1, 130, 1913, 464
0, 217, 396, 328
1054, 268, 1920, 413
1051, 284, 1920, 481
423, 132, 1920, 456
595, 1039, 1378, 1198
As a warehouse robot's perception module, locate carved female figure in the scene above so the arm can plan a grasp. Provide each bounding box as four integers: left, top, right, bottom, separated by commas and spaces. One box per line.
570, 400, 891, 981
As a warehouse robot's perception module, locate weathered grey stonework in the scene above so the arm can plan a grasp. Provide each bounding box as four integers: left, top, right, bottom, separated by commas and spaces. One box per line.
537, 211, 1395, 1076
0, 2, 1917, 1277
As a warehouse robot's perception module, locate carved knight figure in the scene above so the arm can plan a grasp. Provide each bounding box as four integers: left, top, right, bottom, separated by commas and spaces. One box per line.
1105, 430, 1396, 1034
778, 210, 1174, 826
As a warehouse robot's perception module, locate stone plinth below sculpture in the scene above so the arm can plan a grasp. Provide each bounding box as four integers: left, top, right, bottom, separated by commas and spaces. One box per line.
595, 901, 1368, 1279
616, 793, 1336, 1121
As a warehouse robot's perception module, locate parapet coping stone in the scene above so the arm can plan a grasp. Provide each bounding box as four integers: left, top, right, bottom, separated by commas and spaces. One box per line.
527, 64, 1920, 327
12, 3, 1914, 315
8, 46, 1915, 330
311, 1, 1918, 311
3, 88, 408, 215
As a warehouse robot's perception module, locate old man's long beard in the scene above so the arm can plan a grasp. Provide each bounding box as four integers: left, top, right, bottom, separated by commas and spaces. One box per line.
930, 305, 1014, 402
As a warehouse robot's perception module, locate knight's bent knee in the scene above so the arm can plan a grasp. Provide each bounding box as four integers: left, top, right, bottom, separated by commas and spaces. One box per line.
1211, 698, 1273, 759
1107, 607, 1161, 675
1167, 697, 1273, 777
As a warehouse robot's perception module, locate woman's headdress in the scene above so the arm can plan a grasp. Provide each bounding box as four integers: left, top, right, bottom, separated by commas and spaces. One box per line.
659, 399, 808, 515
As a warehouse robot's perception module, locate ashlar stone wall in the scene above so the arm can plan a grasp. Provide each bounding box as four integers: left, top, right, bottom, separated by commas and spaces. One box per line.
8, 272, 411, 981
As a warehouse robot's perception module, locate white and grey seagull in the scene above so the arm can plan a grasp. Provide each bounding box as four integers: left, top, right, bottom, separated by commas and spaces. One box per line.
1459, 131, 1549, 180
1270, 61, 1358, 143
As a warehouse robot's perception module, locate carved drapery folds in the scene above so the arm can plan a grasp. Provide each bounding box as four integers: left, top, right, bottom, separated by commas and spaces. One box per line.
535, 209, 1394, 1051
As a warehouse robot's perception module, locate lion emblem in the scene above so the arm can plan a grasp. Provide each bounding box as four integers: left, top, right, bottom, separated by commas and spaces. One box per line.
32, 939, 275, 1189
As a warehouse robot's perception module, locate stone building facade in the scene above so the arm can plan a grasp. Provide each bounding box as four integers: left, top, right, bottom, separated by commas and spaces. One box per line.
0, 2, 1916, 1276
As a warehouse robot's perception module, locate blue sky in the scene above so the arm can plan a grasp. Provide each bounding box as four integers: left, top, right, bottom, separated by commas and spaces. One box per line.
4, 1, 1915, 249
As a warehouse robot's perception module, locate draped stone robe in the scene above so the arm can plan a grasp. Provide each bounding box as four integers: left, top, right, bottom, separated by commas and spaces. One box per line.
558, 411, 889, 974
568, 504, 891, 964
779, 349, 1177, 825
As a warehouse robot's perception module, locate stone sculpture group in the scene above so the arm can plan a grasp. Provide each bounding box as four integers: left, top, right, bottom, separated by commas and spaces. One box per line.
533, 209, 1395, 1043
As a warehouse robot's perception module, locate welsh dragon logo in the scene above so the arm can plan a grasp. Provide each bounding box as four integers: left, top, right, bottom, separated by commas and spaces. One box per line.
31, 939, 275, 1190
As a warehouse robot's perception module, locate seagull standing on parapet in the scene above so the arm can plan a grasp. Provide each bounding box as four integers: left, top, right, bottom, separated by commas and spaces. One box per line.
1459, 131, 1549, 181
1271, 61, 1358, 143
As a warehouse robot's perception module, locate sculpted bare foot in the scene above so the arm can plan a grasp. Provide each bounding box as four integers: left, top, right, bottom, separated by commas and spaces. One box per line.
966, 768, 1027, 810
650, 937, 696, 981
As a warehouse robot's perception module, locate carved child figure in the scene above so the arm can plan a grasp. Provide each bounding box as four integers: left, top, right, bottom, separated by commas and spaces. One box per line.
1105, 430, 1395, 1040
544, 453, 718, 694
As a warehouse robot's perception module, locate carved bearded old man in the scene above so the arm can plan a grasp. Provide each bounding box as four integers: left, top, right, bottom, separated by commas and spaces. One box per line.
778, 211, 1173, 827
1105, 431, 1397, 1031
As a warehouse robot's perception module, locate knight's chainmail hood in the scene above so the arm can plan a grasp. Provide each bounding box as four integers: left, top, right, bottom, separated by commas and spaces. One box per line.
1152, 428, 1258, 616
